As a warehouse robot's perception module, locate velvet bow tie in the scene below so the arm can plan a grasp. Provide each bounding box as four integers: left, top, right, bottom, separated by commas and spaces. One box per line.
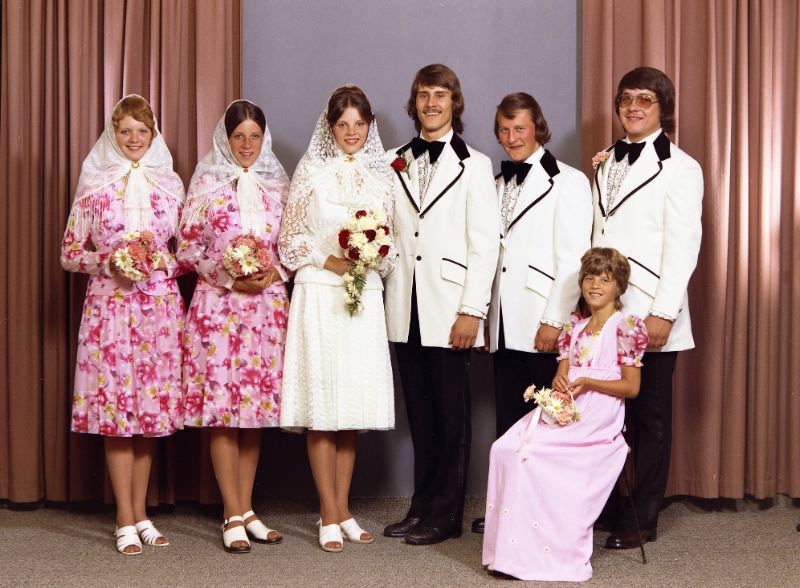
613, 139, 646, 165
500, 160, 533, 185
410, 137, 446, 164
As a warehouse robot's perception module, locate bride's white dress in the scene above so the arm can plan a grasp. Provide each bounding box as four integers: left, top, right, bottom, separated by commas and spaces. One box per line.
278, 112, 396, 431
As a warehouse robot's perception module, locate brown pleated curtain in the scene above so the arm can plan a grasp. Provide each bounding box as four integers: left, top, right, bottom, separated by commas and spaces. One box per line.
0, 0, 241, 505
582, 0, 800, 499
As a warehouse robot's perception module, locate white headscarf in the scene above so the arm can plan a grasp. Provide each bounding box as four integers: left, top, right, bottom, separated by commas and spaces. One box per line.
296, 100, 392, 206
73, 94, 184, 233
186, 100, 289, 232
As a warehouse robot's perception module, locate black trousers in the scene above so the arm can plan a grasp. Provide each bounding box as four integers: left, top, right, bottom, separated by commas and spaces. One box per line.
605, 351, 678, 531
394, 285, 471, 530
493, 311, 558, 437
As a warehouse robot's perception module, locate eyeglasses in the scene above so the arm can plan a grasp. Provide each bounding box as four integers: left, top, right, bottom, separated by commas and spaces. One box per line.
617, 94, 659, 109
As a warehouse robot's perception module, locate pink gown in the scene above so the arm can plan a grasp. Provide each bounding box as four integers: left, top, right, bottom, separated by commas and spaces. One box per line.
482, 311, 648, 582
178, 182, 288, 428
62, 180, 185, 437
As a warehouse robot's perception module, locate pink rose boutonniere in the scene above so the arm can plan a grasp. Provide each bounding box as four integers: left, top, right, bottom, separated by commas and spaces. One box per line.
592, 150, 612, 172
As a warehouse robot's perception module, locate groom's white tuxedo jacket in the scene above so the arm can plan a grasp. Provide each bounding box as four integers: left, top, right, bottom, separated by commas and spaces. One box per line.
488, 148, 592, 353
591, 130, 703, 352
384, 133, 500, 348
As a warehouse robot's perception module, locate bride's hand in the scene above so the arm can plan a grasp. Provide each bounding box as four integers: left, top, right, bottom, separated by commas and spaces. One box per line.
324, 255, 354, 276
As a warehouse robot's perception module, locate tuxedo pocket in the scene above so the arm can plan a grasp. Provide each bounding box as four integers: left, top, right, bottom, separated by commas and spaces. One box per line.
627, 256, 660, 298
441, 257, 467, 286
526, 265, 554, 298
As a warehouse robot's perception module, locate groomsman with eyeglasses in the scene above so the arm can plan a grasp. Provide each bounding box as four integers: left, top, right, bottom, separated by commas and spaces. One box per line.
470, 92, 592, 535
382, 64, 500, 545
591, 67, 703, 549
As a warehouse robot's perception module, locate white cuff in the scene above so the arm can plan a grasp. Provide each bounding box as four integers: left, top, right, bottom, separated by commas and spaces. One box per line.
458, 305, 486, 319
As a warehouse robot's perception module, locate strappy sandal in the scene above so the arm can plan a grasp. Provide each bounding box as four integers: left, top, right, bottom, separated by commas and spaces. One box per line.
135, 519, 169, 546
318, 521, 343, 553
242, 510, 283, 544
339, 517, 374, 544
222, 515, 251, 554
114, 525, 143, 556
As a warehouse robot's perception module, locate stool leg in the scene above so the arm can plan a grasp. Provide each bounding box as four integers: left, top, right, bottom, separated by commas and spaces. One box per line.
619, 469, 647, 564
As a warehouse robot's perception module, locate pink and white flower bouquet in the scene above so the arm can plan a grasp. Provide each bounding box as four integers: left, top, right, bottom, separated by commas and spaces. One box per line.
222, 234, 272, 279
523, 385, 581, 426
112, 230, 158, 281
337, 208, 392, 316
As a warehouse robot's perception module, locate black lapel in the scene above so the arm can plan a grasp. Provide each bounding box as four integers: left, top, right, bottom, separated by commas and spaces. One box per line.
604, 132, 672, 219
506, 150, 560, 233
419, 133, 471, 219
394, 141, 418, 213
594, 143, 614, 218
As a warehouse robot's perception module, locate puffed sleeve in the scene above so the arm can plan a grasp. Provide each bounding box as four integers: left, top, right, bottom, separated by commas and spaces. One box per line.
556, 312, 583, 361
376, 183, 398, 279
177, 191, 235, 289
617, 314, 649, 367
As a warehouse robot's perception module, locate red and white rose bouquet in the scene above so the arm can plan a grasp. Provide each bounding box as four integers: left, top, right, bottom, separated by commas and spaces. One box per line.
112, 230, 158, 281
523, 385, 581, 426
222, 234, 272, 279
337, 208, 392, 316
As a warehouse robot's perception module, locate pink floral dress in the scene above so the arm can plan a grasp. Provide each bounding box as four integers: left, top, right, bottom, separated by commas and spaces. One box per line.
61, 180, 185, 437
178, 182, 288, 428
482, 311, 648, 582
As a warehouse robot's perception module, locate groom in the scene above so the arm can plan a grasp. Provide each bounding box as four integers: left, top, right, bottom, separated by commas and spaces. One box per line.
383, 64, 500, 545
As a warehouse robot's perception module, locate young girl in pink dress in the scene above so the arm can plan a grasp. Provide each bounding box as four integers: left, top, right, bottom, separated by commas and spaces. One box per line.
178, 100, 289, 554
482, 247, 648, 581
61, 95, 186, 555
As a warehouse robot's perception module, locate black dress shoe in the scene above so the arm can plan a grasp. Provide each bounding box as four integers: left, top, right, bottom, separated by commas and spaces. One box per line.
471, 517, 485, 534
383, 516, 423, 538
404, 524, 462, 545
604, 528, 657, 549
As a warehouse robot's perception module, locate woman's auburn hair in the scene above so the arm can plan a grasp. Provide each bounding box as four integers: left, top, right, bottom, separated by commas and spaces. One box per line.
326, 85, 374, 127
579, 247, 631, 311
111, 95, 157, 136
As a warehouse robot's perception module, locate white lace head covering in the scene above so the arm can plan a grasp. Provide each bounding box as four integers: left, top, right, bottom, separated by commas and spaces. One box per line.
73, 94, 184, 231
187, 100, 289, 232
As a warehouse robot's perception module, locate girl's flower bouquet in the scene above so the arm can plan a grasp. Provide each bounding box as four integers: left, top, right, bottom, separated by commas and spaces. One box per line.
222, 234, 272, 279
523, 385, 581, 426
337, 208, 392, 316
112, 230, 158, 281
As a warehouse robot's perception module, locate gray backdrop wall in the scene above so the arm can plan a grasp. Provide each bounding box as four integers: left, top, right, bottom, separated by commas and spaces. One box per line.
243, 0, 580, 498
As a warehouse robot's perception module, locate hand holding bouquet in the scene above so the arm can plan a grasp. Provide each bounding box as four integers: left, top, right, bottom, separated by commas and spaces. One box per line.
337, 209, 392, 316
222, 234, 273, 279
523, 385, 581, 426
112, 230, 158, 281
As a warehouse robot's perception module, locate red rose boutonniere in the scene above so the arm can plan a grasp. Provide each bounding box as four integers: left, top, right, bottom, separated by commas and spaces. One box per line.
391, 153, 412, 178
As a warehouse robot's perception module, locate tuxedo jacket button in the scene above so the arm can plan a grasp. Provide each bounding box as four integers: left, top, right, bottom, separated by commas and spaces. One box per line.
416, 255, 422, 261
414, 232, 419, 237
502, 267, 507, 272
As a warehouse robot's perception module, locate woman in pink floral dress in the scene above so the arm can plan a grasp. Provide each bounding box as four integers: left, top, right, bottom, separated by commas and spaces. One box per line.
178, 100, 290, 554
61, 95, 185, 555
482, 247, 648, 581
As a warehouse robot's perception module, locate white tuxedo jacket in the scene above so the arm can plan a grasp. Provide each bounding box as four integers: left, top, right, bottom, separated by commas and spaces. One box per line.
488, 149, 592, 353
591, 131, 703, 352
384, 134, 500, 348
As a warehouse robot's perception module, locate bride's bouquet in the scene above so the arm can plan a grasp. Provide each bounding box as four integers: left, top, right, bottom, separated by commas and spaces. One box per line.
523, 385, 581, 426
337, 208, 392, 316
222, 234, 272, 279
112, 230, 158, 281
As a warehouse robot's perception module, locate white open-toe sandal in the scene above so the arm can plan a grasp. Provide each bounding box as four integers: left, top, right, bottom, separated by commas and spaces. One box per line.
318, 522, 343, 553
339, 517, 374, 544
243, 510, 283, 544
222, 515, 251, 554
114, 525, 143, 556
135, 519, 169, 546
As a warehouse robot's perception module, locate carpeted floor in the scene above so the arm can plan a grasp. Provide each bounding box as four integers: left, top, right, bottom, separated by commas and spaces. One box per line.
0, 496, 798, 587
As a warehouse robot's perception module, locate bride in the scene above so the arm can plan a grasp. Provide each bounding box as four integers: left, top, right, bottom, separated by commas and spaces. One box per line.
278, 86, 396, 552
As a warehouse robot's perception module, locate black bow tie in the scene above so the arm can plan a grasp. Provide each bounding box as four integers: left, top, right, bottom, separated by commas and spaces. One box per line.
500, 160, 533, 185
613, 140, 646, 165
410, 137, 446, 164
